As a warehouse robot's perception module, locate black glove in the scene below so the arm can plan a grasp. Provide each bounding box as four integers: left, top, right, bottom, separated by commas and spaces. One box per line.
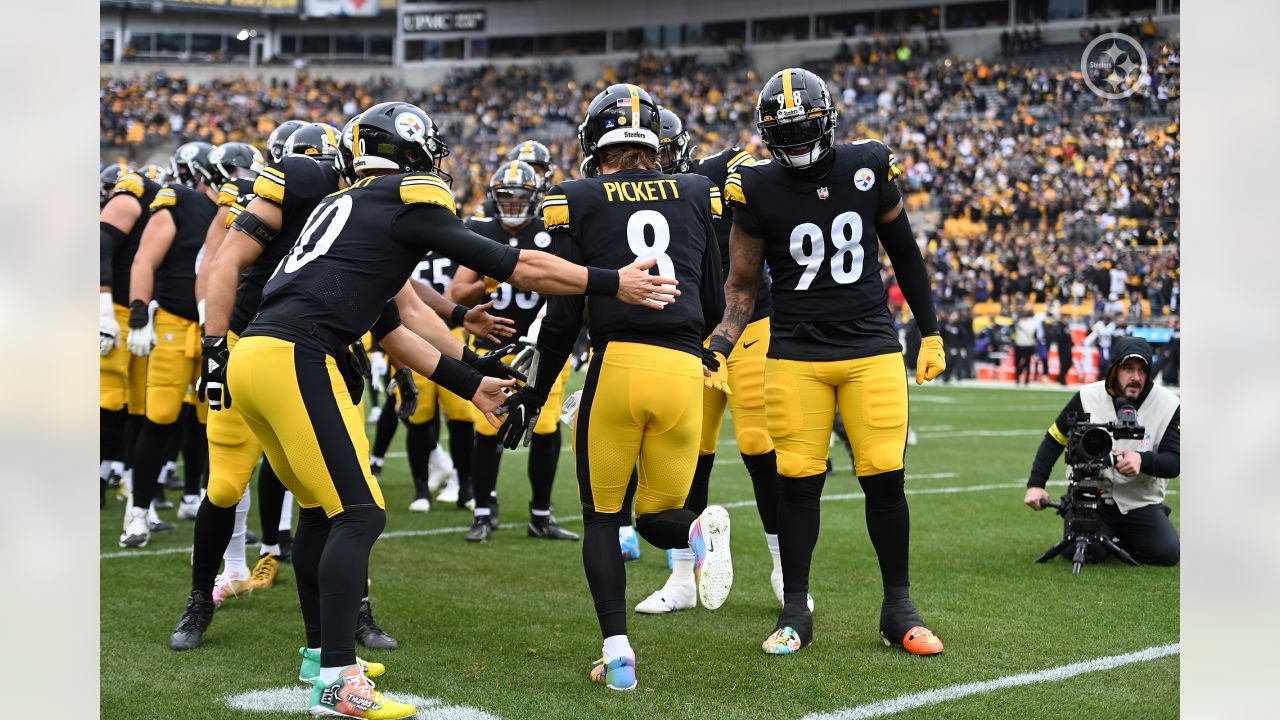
700, 345, 723, 372
387, 367, 418, 421
496, 387, 547, 450
465, 343, 528, 382
348, 341, 371, 379
197, 336, 231, 410
128, 299, 149, 329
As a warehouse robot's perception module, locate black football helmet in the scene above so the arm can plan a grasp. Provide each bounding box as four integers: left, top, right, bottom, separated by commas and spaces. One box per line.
506, 140, 555, 187
656, 106, 691, 174
267, 119, 308, 163
335, 116, 358, 184
755, 68, 837, 169
170, 141, 218, 188
578, 84, 661, 162
579, 155, 600, 179
209, 142, 265, 184
285, 123, 340, 163
351, 102, 450, 180
487, 160, 543, 227
100, 164, 125, 207
137, 164, 172, 184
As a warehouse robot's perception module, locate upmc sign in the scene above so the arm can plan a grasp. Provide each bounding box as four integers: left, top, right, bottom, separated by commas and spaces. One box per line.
402, 9, 486, 33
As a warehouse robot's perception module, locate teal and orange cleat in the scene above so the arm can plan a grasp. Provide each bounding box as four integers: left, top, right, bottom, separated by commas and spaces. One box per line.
308, 665, 415, 719
589, 653, 637, 691
299, 647, 385, 685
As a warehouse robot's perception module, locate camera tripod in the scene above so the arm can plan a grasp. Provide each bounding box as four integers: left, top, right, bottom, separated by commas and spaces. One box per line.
1036, 499, 1141, 575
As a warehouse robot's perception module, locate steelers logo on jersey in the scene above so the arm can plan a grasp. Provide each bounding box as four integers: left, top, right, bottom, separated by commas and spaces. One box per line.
534, 231, 551, 248
854, 167, 876, 191
395, 113, 426, 141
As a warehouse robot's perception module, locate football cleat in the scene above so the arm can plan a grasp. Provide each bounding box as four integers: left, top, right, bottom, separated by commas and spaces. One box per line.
528, 511, 579, 541
153, 494, 174, 511
488, 499, 500, 529
589, 653, 637, 692
763, 604, 814, 655
369, 457, 384, 479
177, 496, 200, 520
435, 475, 460, 505
885, 626, 945, 656
427, 446, 454, 493
308, 665, 416, 719
619, 526, 641, 562
298, 647, 385, 684
465, 516, 492, 543
407, 496, 431, 513
355, 599, 399, 651
769, 568, 814, 612
149, 518, 176, 534
245, 529, 259, 545
880, 596, 943, 655
169, 590, 214, 651
212, 569, 252, 607
119, 506, 149, 548
634, 576, 696, 614
689, 505, 733, 610
367, 405, 382, 425
248, 553, 279, 590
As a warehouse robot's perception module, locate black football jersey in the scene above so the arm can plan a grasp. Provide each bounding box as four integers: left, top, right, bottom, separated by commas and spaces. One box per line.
462, 215, 552, 350
105, 171, 162, 304
688, 147, 772, 323
149, 183, 217, 321
540, 168, 724, 357
727, 141, 904, 361
227, 157, 340, 335
247, 172, 519, 351
412, 251, 459, 296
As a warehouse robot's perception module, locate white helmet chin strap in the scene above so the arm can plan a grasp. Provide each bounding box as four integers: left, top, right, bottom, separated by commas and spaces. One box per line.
773, 143, 823, 169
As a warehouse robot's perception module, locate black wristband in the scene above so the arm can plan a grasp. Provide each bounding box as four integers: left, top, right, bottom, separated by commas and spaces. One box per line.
128, 299, 148, 328
430, 354, 484, 401
585, 267, 620, 297
462, 346, 481, 367
449, 304, 469, 328
709, 335, 735, 359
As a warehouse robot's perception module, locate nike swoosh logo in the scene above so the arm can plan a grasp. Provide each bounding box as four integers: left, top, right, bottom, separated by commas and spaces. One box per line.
706, 533, 715, 553
743, 340, 758, 349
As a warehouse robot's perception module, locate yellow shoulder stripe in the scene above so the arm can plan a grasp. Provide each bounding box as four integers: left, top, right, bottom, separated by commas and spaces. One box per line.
887, 151, 903, 181
724, 173, 745, 205
224, 203, 244, 229
112, 173, 144, 199
218, 182, 240, 207
541, 193, 569, 229
400, 178, 456, 213
727, 150, 754, 171
253, 172, 285, 205
149, 188, 177, 212
709, 185, 723, 219
1048, 423, 1068, 446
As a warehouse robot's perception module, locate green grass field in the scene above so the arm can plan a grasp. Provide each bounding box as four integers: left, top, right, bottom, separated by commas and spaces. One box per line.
100, 382, 1178, 720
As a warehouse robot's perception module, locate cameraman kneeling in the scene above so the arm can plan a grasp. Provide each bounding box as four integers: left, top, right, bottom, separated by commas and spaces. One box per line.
1024, 337, 1180, 565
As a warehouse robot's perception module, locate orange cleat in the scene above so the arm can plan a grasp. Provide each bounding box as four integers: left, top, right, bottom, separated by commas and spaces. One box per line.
885, 625, 944, 656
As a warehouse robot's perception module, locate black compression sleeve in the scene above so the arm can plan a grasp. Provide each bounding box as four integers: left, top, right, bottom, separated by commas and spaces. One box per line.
370, 301, 402, 341
878, 211, 939, 336
391, 204, 520, 281
1028, 433, 1066, 488
100, 222, 127, 287
1140, 407, 1180, 478
430, 355, 483, 402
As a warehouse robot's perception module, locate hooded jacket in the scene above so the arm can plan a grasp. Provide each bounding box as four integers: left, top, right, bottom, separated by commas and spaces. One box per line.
1028, 335, 1181, 513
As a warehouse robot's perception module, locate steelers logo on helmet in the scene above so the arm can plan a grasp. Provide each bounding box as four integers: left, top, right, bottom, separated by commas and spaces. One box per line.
756, 67, 838, 169
395, 112, 426, 142
854, 167, 876, 191
578, 83, 661, 160
177, 144, 200, 162
208, 146, 226, 165
350, 101, 450, 178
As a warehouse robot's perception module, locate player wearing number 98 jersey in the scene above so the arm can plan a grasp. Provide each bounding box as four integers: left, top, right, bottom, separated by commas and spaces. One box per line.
710, 67, 947, 658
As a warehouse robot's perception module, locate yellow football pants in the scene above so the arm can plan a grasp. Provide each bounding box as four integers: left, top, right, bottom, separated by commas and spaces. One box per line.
699, 316, 774, 457
765, 352, 908, 479
100, 303, 148, 415
573, 342, 703, 515
475, 354, 569, 437
146, 307, 205, 425
228, 335, 384, 517
205, 331, 264, 508
404, 328, 477, 425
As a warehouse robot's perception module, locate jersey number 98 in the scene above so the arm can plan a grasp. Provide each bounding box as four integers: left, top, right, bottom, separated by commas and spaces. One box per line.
789, 211, 865, 291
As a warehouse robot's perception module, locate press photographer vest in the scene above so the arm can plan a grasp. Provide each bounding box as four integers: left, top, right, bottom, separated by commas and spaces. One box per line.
1074, 382, 1179, 514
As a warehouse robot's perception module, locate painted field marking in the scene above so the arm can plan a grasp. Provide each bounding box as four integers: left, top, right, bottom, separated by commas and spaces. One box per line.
799, 642, 1180, 720
225, 686, 499, 720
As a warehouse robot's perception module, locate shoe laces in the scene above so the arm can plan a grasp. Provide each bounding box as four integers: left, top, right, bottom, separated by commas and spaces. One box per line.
251, 556, 277, 583
358, 606, 386, 635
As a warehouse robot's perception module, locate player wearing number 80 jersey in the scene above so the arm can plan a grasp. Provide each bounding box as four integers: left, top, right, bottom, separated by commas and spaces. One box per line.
710, 67, 947, 658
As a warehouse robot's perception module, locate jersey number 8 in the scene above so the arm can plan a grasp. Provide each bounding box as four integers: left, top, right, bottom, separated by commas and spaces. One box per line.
789, 211, 865, 291
627, 209, 676, 279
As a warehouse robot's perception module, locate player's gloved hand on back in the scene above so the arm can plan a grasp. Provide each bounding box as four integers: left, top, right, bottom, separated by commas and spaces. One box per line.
916, 334, 946, 385
466, 344, 527, 383
387, 367, 418, 421
100, 292, 120, 356
126, 299, 156, 357
495, 387, 547, 450
197, 335, 231, 410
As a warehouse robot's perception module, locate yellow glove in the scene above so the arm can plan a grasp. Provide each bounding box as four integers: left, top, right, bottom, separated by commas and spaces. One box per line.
916, 335, 946, 385
703, 351, 732, 395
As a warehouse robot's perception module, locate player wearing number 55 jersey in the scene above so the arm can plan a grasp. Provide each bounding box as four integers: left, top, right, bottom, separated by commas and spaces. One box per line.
709, 68, 947, 658
495, 84, 733, 693
227, 101, 679, 717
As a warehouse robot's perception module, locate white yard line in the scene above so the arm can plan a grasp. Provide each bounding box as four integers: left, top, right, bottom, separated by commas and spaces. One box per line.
225, 686, 498, 720
800, 643, 1180, 720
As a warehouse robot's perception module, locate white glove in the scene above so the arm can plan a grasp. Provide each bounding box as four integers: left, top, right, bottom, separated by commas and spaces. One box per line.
370, 351, 388, 394
524, 306, 545, 345
127, 302, 158, 357
100, 292, 120, 356
512, 306, 545, 375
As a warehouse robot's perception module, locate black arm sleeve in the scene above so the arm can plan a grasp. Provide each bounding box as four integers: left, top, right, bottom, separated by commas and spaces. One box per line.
391, 204, 520, 282
370, 301, 402, 341
878, 210, 939, 336
699, 219, 726, 337
1139, 407, 1180, 478
100, 222, 127, 287
1028, 393, 1085, 488
531, 229, 585, 399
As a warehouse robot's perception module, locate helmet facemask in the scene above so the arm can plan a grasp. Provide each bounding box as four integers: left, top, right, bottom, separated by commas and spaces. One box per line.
760, 113, 836, 169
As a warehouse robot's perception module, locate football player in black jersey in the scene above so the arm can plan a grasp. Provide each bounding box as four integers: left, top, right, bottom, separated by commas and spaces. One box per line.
267, 119, 309, 164
222, 101, 678, 715
473, 139, 557, 220
100, 164, 167, 508
634, 107, 794, 614
449, 160, 578, 542
119, 141, 220, 549
495, 84, 732, 692
708, 68, 947, 657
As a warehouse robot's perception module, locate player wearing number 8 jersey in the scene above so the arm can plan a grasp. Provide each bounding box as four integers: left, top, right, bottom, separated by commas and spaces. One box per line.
494, 84, 732, 692
709, 68, 947, 658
